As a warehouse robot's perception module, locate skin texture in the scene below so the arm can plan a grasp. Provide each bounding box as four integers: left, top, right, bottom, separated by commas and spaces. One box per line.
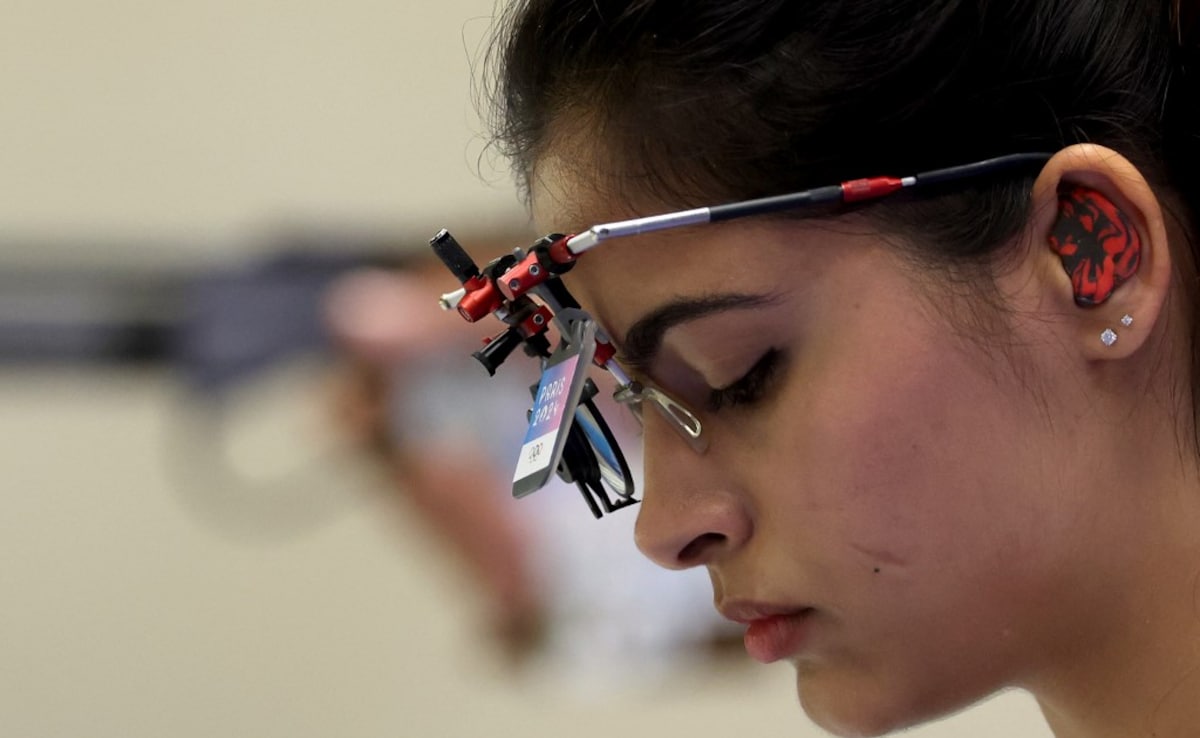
528, 143, 1200, 737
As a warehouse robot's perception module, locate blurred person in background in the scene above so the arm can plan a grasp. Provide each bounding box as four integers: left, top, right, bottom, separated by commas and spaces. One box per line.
323, 252, 547, 660
321, 251, 740, 678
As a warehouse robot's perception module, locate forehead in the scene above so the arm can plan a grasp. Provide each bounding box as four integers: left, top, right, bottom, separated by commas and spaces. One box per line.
531, 145, 631, 235
528, 120, 720, 233
529, 153, 848, 345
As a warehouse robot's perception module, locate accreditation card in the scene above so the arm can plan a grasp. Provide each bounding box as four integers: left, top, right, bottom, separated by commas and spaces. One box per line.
511, 320, 597, 498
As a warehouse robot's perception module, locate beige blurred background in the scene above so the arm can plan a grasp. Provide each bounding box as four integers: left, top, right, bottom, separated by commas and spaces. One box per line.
0, 2, 1052, 736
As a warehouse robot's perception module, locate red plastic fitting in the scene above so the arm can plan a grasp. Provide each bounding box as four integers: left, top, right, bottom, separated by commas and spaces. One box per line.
519, 306, 554, 338
592, 339, 616, 367
457, 279, 502, 322
498, 252, 550, 301
548, 235, 577, 266
841, 176, 904, 203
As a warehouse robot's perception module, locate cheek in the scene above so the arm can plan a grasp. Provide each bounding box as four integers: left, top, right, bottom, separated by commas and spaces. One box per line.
747, 311, 1073, 726
760, 303, 1064, 608
783, 346, 964, 568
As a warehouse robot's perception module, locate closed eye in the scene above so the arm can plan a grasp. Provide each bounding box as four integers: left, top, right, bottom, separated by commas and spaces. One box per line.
706, 348, 784, 412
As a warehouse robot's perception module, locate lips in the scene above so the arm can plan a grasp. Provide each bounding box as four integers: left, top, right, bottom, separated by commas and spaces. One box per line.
742, 610, 814, 663
718, 602, 815, 664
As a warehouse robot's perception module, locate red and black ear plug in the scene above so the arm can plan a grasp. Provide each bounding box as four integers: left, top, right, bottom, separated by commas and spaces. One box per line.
1048, 186, 1142, 306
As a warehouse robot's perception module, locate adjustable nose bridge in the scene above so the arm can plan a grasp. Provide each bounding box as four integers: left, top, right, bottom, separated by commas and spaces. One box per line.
633, 407, 751, 570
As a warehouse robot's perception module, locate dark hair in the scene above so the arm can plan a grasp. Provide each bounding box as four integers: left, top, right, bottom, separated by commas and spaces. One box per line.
484, 0, 1200, 430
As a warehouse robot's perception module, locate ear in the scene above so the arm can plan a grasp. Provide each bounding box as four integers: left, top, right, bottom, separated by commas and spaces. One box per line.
1024, 144, 1172, 360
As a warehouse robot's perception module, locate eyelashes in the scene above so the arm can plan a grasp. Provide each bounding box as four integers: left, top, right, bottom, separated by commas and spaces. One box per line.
706, 348, 784, 412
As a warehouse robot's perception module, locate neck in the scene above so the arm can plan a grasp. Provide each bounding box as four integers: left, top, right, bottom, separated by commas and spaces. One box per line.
1029, 475, 1200, 738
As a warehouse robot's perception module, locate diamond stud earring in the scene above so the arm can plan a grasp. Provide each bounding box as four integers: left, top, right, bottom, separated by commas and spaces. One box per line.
1101, 328, 1118, 347
1120, 314, 1133, 327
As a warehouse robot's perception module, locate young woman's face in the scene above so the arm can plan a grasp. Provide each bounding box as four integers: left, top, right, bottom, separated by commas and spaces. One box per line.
530, 164, 1126, 736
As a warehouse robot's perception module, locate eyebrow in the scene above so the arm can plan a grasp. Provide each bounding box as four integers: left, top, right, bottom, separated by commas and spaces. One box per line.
618, 292, 785, 372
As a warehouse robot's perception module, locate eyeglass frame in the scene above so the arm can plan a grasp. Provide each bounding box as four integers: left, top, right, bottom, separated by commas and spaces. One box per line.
557, 152, 1053, 451
432, 151, 1053, 512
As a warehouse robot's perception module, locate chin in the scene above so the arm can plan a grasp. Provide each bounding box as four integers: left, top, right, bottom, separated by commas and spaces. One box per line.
794, 665, 979, 738
799, 699, 916, 738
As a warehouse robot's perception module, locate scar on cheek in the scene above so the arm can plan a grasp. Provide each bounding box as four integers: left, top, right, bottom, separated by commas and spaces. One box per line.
1048, 186, 1142, 307
850, 542, 907, 574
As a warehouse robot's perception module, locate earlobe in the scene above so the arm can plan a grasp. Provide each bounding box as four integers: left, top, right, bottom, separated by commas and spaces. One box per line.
1027, 144, 1172, 361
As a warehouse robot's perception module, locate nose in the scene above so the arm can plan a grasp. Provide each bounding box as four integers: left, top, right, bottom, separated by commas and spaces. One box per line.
633, 408, 752, 570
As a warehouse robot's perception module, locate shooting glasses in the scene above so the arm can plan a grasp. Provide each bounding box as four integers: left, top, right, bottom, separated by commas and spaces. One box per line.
430, 152, 1051, 518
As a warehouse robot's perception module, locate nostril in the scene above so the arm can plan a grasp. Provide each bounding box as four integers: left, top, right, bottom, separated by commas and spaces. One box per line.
677, 532, 726, 566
